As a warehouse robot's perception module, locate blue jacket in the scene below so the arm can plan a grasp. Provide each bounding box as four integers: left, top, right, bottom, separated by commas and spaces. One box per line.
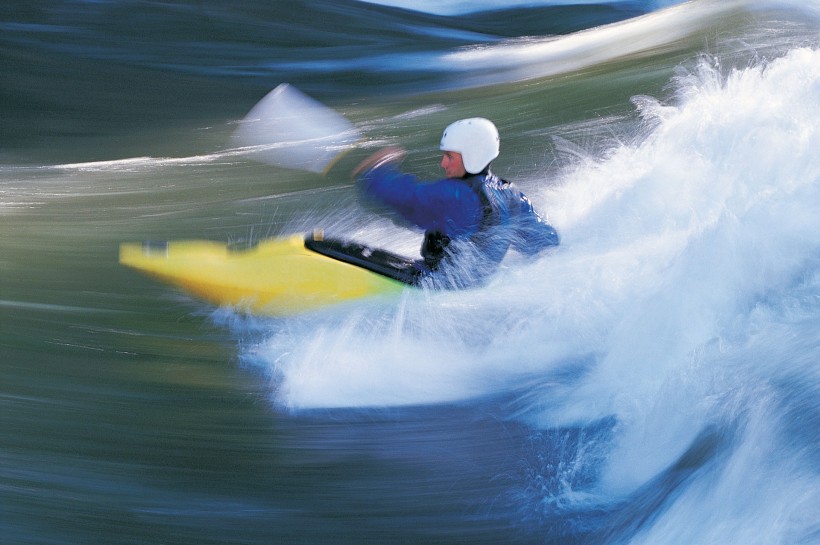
358, 162, 559, 283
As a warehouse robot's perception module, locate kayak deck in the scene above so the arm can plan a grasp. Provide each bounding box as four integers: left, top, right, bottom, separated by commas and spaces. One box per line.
119, 232, 421, 316
305, 234, 422, 285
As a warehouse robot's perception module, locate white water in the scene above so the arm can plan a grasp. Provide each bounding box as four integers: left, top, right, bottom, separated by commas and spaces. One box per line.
248, 47, 818, 407
239, 49, 820, 542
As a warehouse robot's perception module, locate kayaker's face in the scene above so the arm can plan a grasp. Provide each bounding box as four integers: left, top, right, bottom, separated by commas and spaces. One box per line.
441, 150, 467, 178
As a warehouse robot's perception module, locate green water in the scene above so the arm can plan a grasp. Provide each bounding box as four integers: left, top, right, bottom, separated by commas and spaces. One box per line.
2, 2, 818, 543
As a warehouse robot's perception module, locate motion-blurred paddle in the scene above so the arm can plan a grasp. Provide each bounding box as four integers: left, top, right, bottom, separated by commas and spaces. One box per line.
233, 83, 362, 174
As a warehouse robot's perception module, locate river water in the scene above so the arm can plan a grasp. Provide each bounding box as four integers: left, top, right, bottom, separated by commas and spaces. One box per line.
2, 1, 819, 543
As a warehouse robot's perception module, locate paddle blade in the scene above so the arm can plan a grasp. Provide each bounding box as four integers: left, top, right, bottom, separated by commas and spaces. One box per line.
234, 84, 361, 174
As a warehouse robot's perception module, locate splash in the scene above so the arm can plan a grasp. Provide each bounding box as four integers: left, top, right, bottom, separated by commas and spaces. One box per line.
511, 47, 819, 544
545, 46, 818, 489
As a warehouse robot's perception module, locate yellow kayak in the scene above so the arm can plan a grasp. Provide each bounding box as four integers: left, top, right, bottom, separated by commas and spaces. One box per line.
119, 232, 420, 316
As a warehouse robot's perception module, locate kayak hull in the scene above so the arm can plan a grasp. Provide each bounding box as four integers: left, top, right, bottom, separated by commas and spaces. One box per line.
119, 234, 414, 316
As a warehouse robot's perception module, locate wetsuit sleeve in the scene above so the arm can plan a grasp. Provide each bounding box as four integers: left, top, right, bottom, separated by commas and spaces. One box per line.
511, 192, 560, 255
357, 162, 484, 237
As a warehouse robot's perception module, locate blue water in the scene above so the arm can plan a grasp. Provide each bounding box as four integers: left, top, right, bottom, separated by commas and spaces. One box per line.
1, 1, 819, 543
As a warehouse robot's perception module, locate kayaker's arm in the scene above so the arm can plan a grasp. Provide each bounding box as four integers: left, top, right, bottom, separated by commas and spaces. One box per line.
354, 151, 484, 237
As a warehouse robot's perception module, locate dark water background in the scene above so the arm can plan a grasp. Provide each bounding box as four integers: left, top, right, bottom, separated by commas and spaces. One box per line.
2, 1, 819, 543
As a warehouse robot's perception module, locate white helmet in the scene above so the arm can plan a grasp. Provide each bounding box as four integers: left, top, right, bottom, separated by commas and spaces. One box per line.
439, 118, 500, 174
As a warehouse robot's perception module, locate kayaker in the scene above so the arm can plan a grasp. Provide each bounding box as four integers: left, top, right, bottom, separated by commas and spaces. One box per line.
352, 117, 559, 287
